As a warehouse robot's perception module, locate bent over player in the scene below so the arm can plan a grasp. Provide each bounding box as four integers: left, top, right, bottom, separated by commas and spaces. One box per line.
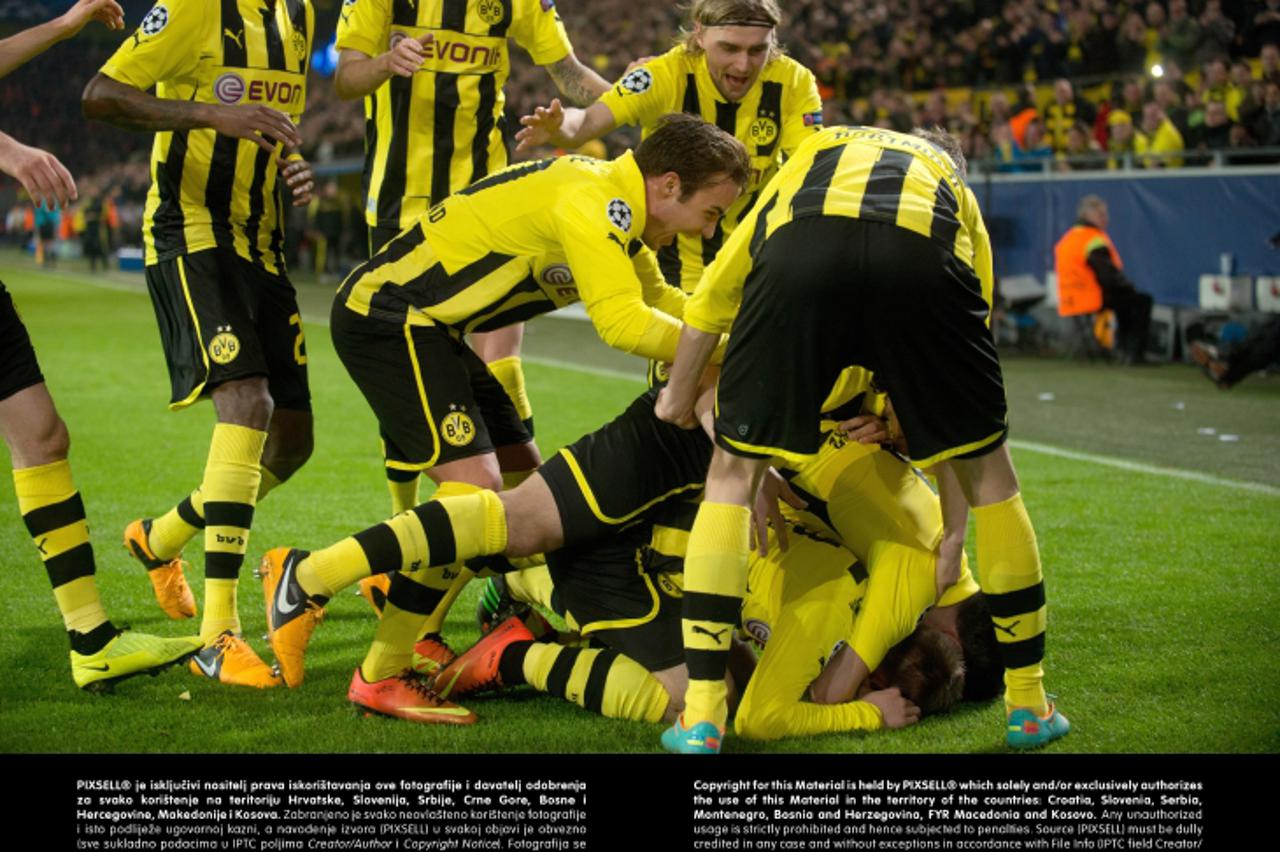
254, 115, 749, 715
656, 125, 1069, 751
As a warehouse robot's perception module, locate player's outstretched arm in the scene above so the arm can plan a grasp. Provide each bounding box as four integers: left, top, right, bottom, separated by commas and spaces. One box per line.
544, 53, 610, 107
655, 324, 720, 429
0, 0, 123, 79
334, 35, 434, 101
515, 99, 616, 154
0, 131, 76, 209
82, 74, 302, 153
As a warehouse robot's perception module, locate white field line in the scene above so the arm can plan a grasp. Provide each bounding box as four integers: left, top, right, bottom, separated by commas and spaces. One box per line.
1009, 440, 1280, 497
18, 262, 1277, 496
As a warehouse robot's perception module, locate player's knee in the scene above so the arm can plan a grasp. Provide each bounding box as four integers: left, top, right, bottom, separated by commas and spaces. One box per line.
28, 413, 71, 465
212, 377, 275, 430
262, 417, 314, 481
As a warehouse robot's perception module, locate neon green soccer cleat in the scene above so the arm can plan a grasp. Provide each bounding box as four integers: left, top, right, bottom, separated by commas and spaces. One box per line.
71, 630, 203, 692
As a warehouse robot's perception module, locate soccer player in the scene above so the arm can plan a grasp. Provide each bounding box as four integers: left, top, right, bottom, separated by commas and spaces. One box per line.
0, 0, 203, 691
655, 125, 1069, 751
515, 0, 823, 295
444, 519, 977, 741
334, 0, 613, 548
81, 0, 319, 687
255, 114, 748, 712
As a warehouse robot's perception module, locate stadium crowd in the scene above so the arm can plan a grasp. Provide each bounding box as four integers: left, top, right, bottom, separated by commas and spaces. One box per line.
4, 0, 1280, 252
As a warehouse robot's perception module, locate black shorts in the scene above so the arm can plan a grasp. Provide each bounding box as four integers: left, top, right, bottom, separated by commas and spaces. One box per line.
715, 218, 1008, 469
0, 281, 45, 402
548, 522, 686, 672
144, 248, 311, 411
539, 387, 713, 548
330, 305, 530, 470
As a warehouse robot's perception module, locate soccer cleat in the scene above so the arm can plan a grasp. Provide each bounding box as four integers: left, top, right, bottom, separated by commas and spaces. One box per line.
661, 715, 724, 754
431, 616, 534, 699
188, 631, 281, 688
258, 548, 327, 688
475, 575, 556, 639
124, 518, 196, 620
348, 667, 477, 725
1189, 340, 1232, 387
358, 574, 391, 618
411, 632, 458, 676
1006, 702, 1071, 749
71, 630, 204, 693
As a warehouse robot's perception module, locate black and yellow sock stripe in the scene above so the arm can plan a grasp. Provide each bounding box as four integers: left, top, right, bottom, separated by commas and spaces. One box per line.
521, 642, 668, 722
14, 460, 111, 648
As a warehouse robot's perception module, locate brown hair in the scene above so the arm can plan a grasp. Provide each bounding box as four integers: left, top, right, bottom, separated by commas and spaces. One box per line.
879, 626, 965, 716
634, 113, 751, 199
912, 125, 968, 178
679, 0, 784, 60
953, 592, 1003, 702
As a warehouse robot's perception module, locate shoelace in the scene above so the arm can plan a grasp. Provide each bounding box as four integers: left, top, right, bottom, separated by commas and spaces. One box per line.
395, 670, 450, 706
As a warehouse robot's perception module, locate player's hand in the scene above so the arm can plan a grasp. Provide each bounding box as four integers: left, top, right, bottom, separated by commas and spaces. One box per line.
934, 536, 963, 604
60, 0, 125, 36
514, 99, 567, 154
837, 414, 889, 445
0, 139, 76, 209
209, 104, 302, 154
864, 688, 920, 729
624, 56, 657, 73
750, 468, 807, 555
280, 157, 315, 206
384, 33, 434, 78
654, 384, 698, 430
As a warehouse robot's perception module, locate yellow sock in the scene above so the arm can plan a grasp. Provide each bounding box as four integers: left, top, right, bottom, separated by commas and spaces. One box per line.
488, 356, 532, 424
361, 569, 454, 682
148, 487, 205, 561
258, 466, 282, 501
973, 492, 1048, 715
386, 470, 420, 516
202, 578, 239, 643
14, 460, 109, 637
505, 562, 555, 610
417, 481, 484, 634
199, 423, 267, 642
298, 537, 371, 599
522, 643, 669, 722
681, 501, 751, 730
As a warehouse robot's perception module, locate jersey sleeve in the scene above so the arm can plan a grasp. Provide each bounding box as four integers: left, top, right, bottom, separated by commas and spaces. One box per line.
634, 247, 688, 319
848, 540, 938, 673
335, 0, 390, 58
99, 0, 209, 89
778, 63, 824, 157
682, 196, 759, 334
962, 185, 996, 320
598, 51, 682, 129
511, 0, 572, 66
559, 195, 683, 362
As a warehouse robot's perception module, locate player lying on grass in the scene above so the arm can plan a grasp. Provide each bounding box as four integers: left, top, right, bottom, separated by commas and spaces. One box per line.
433, 512, 998, 744
0, 0, 203, 691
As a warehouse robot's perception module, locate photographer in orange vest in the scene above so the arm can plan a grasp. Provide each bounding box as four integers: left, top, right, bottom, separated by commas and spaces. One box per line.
1054, 195, 1154, 365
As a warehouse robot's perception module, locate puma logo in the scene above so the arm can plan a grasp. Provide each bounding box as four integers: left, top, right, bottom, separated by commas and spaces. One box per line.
224, 28, 245, 50
993, 619, 1022, 638
35, 537, 47, 556
692, 625, 728, 642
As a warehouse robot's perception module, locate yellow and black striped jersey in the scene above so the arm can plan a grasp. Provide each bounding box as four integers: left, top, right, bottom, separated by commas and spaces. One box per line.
336, 0, 572, 231
337, 152, 690, 361
598, 45, 822, 292
100, 0, 313, 274
685, 125, 995, 335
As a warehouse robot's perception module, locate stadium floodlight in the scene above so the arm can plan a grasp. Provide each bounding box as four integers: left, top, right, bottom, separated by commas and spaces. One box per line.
1151, 63, 1165, 78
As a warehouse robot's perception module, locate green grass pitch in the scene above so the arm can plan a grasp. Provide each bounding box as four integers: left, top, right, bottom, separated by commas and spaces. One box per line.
1, 259, 1277, 754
